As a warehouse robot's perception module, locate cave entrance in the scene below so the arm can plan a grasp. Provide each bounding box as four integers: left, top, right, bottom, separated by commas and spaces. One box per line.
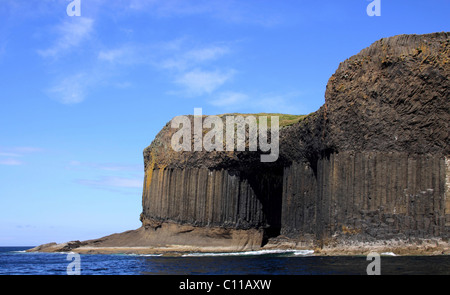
241, 165, 284, 246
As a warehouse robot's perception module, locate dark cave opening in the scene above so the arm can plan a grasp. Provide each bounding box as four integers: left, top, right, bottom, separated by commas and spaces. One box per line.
240, 165, 284, 246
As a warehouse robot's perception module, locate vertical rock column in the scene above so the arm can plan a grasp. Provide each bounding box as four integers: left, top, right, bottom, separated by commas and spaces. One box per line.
281, 161, 318, 242
281, 152, 449, 243
141, 167, 270, 230
446, 157, 450, 229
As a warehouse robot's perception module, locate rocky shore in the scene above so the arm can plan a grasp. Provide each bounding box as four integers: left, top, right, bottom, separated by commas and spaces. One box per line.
28, 233, 450, 256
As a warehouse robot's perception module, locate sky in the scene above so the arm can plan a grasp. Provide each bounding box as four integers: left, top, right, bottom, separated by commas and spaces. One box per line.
0, 0, 449, 246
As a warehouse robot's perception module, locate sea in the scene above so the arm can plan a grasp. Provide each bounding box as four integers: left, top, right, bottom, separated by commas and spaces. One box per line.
0, 246, 449, 275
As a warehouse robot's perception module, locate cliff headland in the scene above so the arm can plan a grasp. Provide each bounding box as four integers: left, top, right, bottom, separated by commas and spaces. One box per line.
29, 32, 450, 256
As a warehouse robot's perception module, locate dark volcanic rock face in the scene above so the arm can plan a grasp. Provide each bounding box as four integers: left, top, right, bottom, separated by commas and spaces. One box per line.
324, 32, 450, 154
140, 32, 450, 248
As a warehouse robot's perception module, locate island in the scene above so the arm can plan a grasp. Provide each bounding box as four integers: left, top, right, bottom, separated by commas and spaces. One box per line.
29, 32, 450, 256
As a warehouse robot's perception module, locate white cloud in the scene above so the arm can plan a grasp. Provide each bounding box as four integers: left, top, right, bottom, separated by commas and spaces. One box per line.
78, 176, 142, 189
48, 44, 137, 104
92, 37, 234, 100
161, 45, 230, 71
114, 81, 132, 89
94, 40, 235, 98
183, 45, 230, 63
48, 73, 87, 104
68, 160, 82, 166
252, 93, 305, 114
156, 37, 187, 51
38, 17, 94, 58
208, 91, 305, 114
67, 161, 142, 172
37, 18, 96, 104
123, 0, 282, 27
98, 48, 127, 62
155, 41, 235, 96
41, 30, 233, 103
210, 91, 248, 107
97, 46, 140, 65
127, 0, 213, 17
0, 152, 21, 157
10, 147, 43, 153
0, 159, 22, 166
0, 146, 43, 155
186, 46, 229, 62
70, 160, 143, 192
0, 146, 43, 166
175, 68, 235, 96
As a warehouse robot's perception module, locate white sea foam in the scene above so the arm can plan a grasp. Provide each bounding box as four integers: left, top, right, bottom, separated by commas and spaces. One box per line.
381, 252, 397, 256
293, 250, 315, 256
137, 254, 163, 257
182, 249, 314, 257
120, 253, 163, 257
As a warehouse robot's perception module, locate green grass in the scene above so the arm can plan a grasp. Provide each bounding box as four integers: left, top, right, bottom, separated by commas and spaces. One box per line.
217, 113, 308, 127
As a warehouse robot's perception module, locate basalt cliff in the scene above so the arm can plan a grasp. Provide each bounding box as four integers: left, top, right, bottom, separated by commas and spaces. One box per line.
30, 32, 450, 255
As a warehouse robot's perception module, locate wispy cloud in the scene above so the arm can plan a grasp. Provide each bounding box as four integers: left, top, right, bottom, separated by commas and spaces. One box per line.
126, 0, 219, 17
47, 72, 88, 104
185, 46, 230, 62
95, 35, 236, 98
0, 159, 22, 166
0, 152, 21, 157
97, 45, 143, 65
208, 91, 306, 114
98, 48, 129, 63
209, 91, 248, 107
0, 146, 43, 166
67, 160, 142, 172
0, 146, 43, 155
161, 45, 230, 71
47, 44, 137, 105
40, 19, 235, 103
124, 0, 282, 27
10, 147, 43, 153
253, 94, 304, 114
78, 176, 142, 189
36, 17, 96, 104
38, 17, 94, 58
69, 160, 143, 193
149, 39, 235, 96
175, 68, 235, 96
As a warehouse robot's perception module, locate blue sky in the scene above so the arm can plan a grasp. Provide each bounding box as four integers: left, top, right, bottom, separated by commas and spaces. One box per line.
0, 0, 449, 246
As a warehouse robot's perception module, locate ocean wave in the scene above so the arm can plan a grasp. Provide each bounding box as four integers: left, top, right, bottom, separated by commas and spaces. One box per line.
182, 249, 314, 257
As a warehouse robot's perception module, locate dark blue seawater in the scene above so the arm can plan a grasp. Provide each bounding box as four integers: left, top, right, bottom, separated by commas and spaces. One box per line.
1, 247, 449, 275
